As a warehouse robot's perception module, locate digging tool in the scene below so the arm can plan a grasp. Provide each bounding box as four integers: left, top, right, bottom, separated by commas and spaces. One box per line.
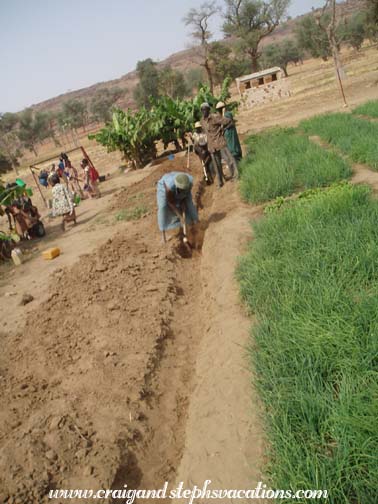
186, 143, 191, 170
181, 208, 192, 250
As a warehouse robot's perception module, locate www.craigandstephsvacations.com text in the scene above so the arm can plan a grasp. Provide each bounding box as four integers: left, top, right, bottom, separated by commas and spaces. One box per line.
48, 480, 328, 501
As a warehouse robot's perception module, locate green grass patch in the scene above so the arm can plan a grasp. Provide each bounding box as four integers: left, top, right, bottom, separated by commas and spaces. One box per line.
300, 113, 378, 169
115, 204, 148, 222
239, 128, 351, 203
237, 183, 378, 503
353, 100, 378, 118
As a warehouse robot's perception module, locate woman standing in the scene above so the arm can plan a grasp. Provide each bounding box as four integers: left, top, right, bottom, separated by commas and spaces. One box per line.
50, 173, 76, 231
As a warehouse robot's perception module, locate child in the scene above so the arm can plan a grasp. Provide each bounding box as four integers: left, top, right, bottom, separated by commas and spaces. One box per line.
81, 158, 101, 198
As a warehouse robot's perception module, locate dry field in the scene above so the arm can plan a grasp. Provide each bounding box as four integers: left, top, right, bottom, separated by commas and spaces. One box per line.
0, 44, 377, 503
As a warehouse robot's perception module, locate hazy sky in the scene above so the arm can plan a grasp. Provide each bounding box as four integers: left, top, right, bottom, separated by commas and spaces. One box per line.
0, 0, 326, 112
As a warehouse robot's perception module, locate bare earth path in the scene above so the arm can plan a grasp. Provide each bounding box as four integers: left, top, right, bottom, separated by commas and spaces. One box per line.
173, 185, 265, 499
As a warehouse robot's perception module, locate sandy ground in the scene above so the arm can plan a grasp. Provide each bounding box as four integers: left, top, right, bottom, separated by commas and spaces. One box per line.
1, 44, 378, 503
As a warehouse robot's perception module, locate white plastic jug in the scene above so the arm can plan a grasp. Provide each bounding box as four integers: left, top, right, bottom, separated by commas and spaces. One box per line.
11, 248, 23, 266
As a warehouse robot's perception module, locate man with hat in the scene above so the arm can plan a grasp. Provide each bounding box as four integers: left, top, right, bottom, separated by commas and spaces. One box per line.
190, 121, 214, 184
200, 102, 237, 188
156, 171, 199, 243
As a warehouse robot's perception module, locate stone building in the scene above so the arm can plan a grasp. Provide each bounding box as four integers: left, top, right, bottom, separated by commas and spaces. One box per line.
236, 67, 291, 110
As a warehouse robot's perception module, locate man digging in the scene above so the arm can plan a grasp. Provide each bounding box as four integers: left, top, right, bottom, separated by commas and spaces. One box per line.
156, 172, 199, 244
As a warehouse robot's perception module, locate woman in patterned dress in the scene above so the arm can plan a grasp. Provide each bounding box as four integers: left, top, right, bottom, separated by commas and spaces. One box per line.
51, 173, 76, 231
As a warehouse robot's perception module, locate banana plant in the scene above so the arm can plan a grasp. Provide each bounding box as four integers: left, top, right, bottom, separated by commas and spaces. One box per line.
89, 78, 238, 168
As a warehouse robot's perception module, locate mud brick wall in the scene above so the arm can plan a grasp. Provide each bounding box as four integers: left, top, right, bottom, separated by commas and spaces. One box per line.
240, 79, 291, 110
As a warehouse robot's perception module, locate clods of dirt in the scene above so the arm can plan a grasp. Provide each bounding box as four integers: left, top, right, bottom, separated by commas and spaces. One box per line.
19, 293, 34, 306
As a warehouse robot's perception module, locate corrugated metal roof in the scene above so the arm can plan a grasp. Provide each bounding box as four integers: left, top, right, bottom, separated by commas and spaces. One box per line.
237, 67, 282, 82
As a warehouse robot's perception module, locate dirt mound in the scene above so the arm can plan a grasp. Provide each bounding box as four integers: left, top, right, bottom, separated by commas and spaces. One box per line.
0, 228, 178, 501
113, 153, 204, 212
0, 152, 208, 503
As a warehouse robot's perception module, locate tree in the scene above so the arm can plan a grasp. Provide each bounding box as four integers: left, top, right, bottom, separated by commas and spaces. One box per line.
185, 67, 206, 93
365, 0, 378, 41
262, 39, 303, 76
91, 78, 237, 168
0, 113, 22, 173
295, 14, 331, 60
133, 59, 160, 109
18, 109, 50, 156
44, 111, 61, 147
342, 11, 367, 51
62, 99, 89, 132
183, 1, 218, 92
223, 0, 290, 72
209, 41, 250, 83
314, 0, 348, 106
209, 41, 233, 85
90, 87, 124, 123
158, 66, 189, 99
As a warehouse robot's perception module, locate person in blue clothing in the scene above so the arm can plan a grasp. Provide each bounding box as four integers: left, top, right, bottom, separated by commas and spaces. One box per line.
157, 172, 199, 243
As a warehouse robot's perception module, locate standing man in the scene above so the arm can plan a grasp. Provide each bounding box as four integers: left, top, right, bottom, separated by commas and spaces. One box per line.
215, 101, 243, 165
190, 121, 214, 185
200, 102, 238, 188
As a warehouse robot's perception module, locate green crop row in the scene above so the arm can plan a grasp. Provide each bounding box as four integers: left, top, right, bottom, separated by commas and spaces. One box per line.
300, 113, 378, 169
237, 183, 378, 503
353, 100, 378, 118
239, 128, 351, 204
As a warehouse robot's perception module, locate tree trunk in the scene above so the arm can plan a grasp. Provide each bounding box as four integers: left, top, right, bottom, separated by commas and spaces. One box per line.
11, 161, 19, 176
203, 59, 214, 93
327, 0, 347, 106
282, 65, 289, 77
173, 139, 181, 152
248, 48, 260, 73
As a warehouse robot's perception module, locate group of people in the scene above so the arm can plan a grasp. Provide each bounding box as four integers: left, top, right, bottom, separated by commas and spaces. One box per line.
38, 153, 102, 231
192, 101, 242, 188
157, 101, 242, 243
39, 153, 101, 200
1, 189, 45, 240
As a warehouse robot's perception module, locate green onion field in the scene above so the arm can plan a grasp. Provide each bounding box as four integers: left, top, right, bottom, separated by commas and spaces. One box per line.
238, 106, 378, 503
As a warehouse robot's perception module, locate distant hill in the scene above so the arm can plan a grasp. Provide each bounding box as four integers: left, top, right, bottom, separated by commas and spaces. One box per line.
31, 0, 364, 114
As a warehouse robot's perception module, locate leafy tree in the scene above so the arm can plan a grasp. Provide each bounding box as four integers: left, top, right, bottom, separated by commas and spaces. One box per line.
185, 67, 206, 93
365, 0, 378, 41
18, 109, 50, 156
0, 113, 22, 173
90, 78, 237, 168
209, 41, 250, 83
209, 41, 233, 85
133, 59, 160, 109
158, 66, 189, 99
62, 99, 89, 131
0, 150, 14, 174
261, 39, 303, 76
295, 13, 331, 60
342, 11, 367, 51
363, 0, 378, 43
223, 0, 290, 72
43, 111, 61, 147
90, 108, 157, 168
90, 87, 124, 123
183, 1, 218, 92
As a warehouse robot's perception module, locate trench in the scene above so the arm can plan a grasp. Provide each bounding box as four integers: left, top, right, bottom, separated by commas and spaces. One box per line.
110, 180, 216, 501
